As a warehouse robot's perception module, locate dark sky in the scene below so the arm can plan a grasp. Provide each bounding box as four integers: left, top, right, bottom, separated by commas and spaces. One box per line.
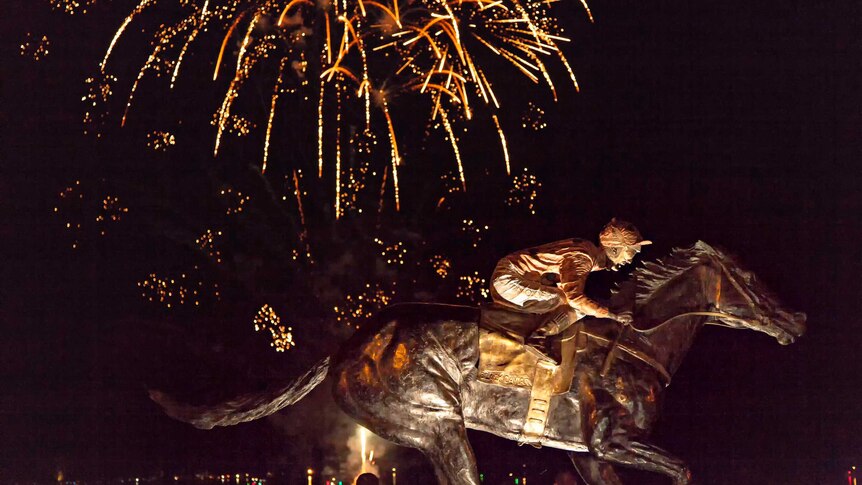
2, 0, 860, 483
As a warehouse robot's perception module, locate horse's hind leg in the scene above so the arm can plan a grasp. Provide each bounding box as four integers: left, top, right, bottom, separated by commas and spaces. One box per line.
420, 417, 482, 485
568, 452, 623, 485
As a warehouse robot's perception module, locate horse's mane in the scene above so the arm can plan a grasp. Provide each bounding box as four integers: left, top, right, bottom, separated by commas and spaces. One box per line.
613, 241, 725, 305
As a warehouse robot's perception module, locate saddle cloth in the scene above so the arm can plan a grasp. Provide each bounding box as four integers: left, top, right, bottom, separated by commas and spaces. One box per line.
477, 304, 588, 445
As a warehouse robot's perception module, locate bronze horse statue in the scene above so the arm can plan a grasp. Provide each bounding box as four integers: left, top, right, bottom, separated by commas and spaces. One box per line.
151, 242, 806, 484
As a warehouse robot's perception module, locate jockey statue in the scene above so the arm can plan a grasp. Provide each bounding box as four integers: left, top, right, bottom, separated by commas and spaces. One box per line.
490, 218, 651, 362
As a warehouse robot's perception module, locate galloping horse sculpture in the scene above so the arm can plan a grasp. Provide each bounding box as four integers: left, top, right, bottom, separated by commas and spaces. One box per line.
151, 242, 806, 484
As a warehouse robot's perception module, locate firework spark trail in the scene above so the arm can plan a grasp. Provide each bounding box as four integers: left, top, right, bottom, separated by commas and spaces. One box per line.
235, 13, 261, 75
491, 114, 510, 175
101, 0, 155, 73
378, 165, 388, 219
171, 24, 202, 89
380, 96, 400, 211
335, 84, 343, 219
263, 59, 289, 173
98, 0, 592, 209
214, 36, 276, 156
293, 169, 308, 230
214, 11, 248, 81
122, 43, 163, 127
171, 2, 212, 89
318, 80, 325, 178
438, 108, 466, 192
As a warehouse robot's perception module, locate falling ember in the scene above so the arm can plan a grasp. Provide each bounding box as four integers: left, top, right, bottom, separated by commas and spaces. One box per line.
82, 74, 116, 137
19, 34, 50, 61
147, 131, 176, 151
456, 271, 490, 303
137, 270, 220, 309
212, 114, 256, 138
55, 181, 128, 245
375, 238, 407, 266
521, 101, 547, 131
195, 229, 223, 263
461, 219, 489, 248
253, 304, 295, 351
430, 255, 451, 278
333, 283, 395, 328
219, 187, 250, 215
49, 0, 97, 15
54, 181, 84, 249
506, 167, 541, 214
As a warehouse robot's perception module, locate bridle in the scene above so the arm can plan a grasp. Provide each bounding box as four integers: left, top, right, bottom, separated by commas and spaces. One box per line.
630, 256, 765, 335
591, 256, 769, 385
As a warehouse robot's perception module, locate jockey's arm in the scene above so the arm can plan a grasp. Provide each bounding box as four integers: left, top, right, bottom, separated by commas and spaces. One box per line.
559, 253, 623, 322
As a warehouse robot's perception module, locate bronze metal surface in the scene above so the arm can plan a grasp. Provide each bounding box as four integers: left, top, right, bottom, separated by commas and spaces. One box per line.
152, 242, 806, 485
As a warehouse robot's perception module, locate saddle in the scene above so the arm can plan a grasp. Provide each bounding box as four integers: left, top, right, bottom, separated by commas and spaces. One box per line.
477, 304, 588, 446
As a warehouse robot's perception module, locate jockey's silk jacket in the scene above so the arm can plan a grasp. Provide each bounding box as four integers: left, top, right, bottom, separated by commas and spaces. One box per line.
490, 238, 610, 319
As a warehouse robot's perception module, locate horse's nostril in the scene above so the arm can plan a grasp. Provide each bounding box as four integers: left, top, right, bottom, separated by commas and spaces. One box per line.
794, 312, 807, 324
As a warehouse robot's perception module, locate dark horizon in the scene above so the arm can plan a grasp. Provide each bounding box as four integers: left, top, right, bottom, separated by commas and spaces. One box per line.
2, 0, 860, 483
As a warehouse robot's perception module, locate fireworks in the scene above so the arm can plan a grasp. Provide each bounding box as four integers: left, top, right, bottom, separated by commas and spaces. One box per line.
147, 131, 176, 151
219, 187, 250, 215
456, 271, 489, 302
211, 113, 256, 137
96, 0, 590, 209
521, 101, 547, 131
54, 181, 84, 249
49, 0, 96, 15
137, 270, 221, 308
460, 219, 489, 248
436, 171, 463, 210
374, 238, 407, 266
82, 74, 116, 137
95, 195, 129, 236
333, 283, 395, 328
54, 182, 128, 246
253, 304, 295, 351
196, 229, 223, 263
505, 167, 541, 214
20, 34, 50, 61
429, 255, 451, 278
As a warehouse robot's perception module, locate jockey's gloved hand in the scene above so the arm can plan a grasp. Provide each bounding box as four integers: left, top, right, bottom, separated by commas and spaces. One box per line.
611, 311, 634, 325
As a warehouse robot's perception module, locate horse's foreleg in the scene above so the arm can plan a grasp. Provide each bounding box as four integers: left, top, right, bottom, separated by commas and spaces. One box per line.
590, 438, 693, 485
568, 452, 623, 485
422, 418, 482, 485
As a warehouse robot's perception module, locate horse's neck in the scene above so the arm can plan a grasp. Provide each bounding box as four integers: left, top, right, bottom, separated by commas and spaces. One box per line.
637, 264, 715, 377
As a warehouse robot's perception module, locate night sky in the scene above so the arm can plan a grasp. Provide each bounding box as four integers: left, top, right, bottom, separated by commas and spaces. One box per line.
2, 0, 860, 483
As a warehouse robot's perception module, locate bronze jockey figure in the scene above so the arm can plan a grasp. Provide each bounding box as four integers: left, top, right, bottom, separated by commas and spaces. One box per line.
490, 218, 651, 362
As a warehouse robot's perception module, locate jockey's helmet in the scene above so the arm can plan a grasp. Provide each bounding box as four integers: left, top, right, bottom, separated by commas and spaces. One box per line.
599, 218, 652, 249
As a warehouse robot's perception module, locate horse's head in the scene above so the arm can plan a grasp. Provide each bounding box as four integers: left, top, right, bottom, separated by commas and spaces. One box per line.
703, 242, 807, 345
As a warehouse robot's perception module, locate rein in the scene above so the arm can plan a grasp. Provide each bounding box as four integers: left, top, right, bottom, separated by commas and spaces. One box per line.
593, 258, 765, 385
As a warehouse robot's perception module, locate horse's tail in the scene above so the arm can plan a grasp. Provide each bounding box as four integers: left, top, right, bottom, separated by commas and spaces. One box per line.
148, 357, 330, 430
